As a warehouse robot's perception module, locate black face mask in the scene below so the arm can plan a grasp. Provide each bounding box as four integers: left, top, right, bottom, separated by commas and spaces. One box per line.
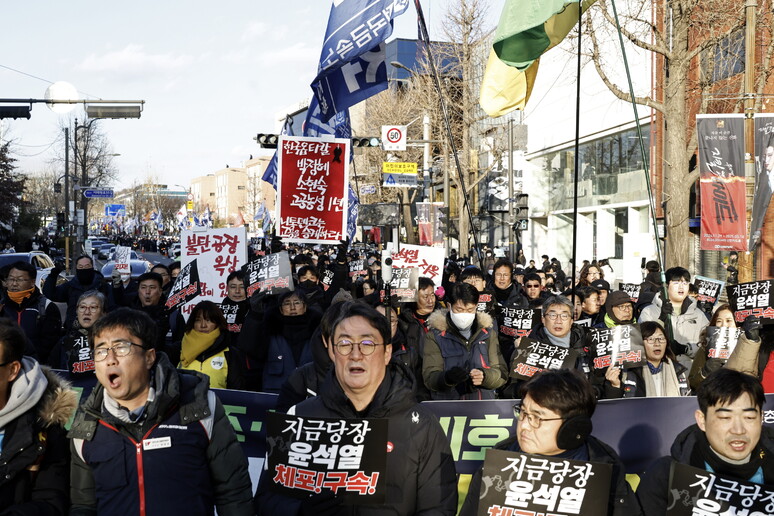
299, 280, 317, 290
76, 268, 96, 285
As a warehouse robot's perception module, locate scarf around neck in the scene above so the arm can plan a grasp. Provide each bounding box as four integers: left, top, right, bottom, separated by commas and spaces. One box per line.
180, 328, 220, 367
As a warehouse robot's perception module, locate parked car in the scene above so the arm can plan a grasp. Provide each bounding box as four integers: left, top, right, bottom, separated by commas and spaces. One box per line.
171, 243, 181, 259
0, 251, 66, 290
100, 250, 151, 279
97, 244, 116, 260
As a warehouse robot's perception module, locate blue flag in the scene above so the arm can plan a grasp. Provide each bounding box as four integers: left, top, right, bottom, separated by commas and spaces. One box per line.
311, 0, 410, 121
261, 115, 295, 189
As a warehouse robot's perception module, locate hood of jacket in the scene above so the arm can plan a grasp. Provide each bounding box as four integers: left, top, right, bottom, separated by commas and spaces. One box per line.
0, 358, 76, 429
315, 361, 417, 419
427, 309, 493, 335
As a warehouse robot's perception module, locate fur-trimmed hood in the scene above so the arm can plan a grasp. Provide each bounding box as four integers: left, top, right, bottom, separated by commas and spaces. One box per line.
427, 309, 493, 333
38, 367, 78, 428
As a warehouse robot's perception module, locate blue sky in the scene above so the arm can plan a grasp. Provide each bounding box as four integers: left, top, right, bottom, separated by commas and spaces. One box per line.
1, 0, 503, 190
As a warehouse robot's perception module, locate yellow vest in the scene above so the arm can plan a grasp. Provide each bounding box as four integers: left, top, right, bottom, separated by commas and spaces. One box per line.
179, 348, 229, 389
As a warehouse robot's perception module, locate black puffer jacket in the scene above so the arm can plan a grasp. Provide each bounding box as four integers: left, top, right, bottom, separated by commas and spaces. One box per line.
254, 363, 459, 515
0, 362, 77, 516
637, 424, 774, 516
274, 324, 331, 412
460, 434, 643, 516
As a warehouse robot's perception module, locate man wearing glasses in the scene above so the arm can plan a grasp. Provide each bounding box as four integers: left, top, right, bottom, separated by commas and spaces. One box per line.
69, 307, 253, 516
639, 266, 709, 369
491, 259, 529, 362
460, 369, 641, 516
255, 302, 458, 515
522, 273, 548, 309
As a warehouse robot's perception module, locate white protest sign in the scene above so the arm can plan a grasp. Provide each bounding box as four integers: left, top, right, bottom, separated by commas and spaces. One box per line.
114, 245, 132, 281
388, 244, 445, 288
181, 227, 247, 319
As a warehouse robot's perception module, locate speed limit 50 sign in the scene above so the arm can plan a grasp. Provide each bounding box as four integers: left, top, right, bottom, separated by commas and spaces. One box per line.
381, 125, 407, 151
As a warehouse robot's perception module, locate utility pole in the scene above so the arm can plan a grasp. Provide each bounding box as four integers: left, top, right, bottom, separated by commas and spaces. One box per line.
508, 117, 515, 261
64, 127, 70, 271
739, 0, 757, 283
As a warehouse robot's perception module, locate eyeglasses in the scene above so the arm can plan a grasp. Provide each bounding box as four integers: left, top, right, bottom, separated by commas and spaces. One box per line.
645, 337, 667, 344
333, 339, 382, 356
78, 305, 100, 313
613, 304, 633, 311
513, 405, 564, 429
5, 276, 32, 284
0, 360, 18, 368
525, 284, 541, 289
93, 341, 147, 361
544, 312, 571, 321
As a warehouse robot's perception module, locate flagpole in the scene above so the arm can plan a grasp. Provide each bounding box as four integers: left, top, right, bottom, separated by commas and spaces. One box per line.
413, 0, 484, 268
570, 1, 582, 302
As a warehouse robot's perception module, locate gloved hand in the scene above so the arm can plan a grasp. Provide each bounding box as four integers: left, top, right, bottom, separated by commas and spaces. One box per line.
111, 268, 122, 288
53, 258, 66, 272
742, 315, 762, 341
444, 366, 469, 386
336, 238, 349, 264
659, 300, 674, 322
300, 490, 343, 516
270, 236, 283, 254
671, 342, 689, 356
702, 357, 724, 377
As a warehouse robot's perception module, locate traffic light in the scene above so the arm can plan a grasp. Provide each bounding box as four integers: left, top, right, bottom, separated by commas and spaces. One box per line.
54, 183, 62, 193
351, 137, 381, 148
56, 212, 65, 232
0, 106, 31, 120
255, 133, 279, 148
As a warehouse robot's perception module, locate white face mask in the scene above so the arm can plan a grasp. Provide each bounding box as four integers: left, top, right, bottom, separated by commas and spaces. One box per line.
450, 310, 476, 331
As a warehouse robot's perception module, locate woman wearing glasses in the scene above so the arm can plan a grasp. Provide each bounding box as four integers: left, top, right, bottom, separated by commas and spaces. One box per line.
603, 321, 690, 399
48, 290, 106, 378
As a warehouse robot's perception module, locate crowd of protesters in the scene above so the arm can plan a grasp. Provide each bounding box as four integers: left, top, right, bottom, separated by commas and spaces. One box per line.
0, 236, 772, 515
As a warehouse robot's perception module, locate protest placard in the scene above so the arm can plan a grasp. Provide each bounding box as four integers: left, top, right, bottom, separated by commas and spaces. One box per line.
619, 284, 640, 303
694, 275, 725, 305
726, 280, 774, 324
704, 326, 741, 361
389, 267, 418, 302
276, 136, 349, 244
389, 244, 445, 287
588, 325, 646, 373
509, 338, 579, 380
266, 412, 388, 504
499, 308, 541, 338
475, 448, 612, 516
348, 259, 367, 278
321, 269, 335, 292
165, 260, 201, 311
242, 251, 293, 297
181, 227, 247, 318
114, 245, 132, 281
667, 462, 774, 516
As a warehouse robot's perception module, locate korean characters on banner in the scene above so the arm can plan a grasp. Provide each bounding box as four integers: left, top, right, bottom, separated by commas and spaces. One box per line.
321, 269, 335, 291
619, 283, 641, 304
348, 259, 367, 278
242, 251, 293, 298
389, 267, 418, 303
726, 280, 774, 324
265, 413, 388, 504
667, 462, 774, 516
276, 136, 350, 244
696, 114, 748, 251
588, 325, 646, 374
694, 275, 725, 306
181, 227, 247, 319
114, 245, 132, 281
474, 449, 612, 516
500, 308, 541, 338
509, 338, 579, 381
388, 244, 445, 287
165, 260, 201, 312
705, 327, 742, 361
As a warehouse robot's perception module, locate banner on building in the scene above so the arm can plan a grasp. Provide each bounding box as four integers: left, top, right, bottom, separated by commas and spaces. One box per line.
416, 202, 445, 247
750, 114, 774, 249
725, 280, 774, 324
475, 448, 612, 516
388, 244, 445, 287
181, 227, 248, 318
588, 325, 646, 374
165, 259, 201, 311
667, 462, 774, 516
276, 136, 350, 244
509, 338, 579, 380
697, 114, 747, 251
265, 412, 388, 503
242, 251, 294, 297
693, 275, 725, 306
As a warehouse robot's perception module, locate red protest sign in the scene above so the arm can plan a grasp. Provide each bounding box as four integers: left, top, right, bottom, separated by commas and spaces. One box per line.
277, 136, 350, 244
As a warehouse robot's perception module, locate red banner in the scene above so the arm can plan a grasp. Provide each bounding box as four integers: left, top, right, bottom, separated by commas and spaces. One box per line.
697, 115, 747, 251
276, 136, 350, 244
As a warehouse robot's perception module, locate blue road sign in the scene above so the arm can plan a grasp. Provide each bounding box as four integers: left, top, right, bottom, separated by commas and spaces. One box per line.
105, 204, 126, 217
83, 188, 114, 199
